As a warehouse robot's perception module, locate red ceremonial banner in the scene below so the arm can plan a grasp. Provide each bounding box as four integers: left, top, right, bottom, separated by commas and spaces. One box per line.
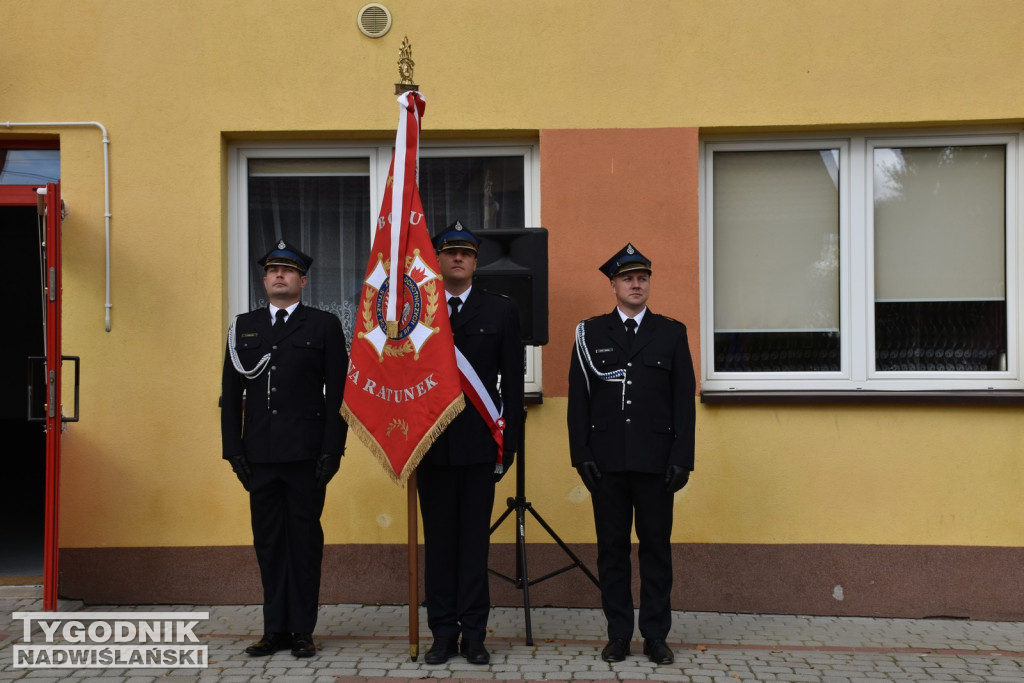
341, 91, 464, 485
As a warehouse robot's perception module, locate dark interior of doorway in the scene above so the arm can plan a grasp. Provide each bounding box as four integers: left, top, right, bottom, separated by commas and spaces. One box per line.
0, 205, 45, 582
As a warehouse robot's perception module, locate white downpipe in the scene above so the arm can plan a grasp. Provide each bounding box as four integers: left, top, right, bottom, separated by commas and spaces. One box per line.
3, 121, 113, 331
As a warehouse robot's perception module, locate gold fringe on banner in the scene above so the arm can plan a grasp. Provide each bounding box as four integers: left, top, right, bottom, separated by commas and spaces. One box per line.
341, 394, 466, 487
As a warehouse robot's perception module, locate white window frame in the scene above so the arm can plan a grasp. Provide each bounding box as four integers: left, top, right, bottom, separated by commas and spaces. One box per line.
700, 128, 1023, 392
227, 139, 544, 392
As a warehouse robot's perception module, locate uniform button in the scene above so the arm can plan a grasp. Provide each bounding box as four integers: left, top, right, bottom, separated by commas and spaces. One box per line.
627, 380, 633, 385
626, 400, 632, 405
625, 418, 631, 424
272, 345, 278, 350
627, 362, 633, 367
271, 387, 277, 392
271, 366, 277, 371
272, 409, 278, 415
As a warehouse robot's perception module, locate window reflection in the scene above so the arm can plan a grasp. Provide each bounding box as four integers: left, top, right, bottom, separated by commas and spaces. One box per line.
420, 157, 525, 233
0, 149, 60, 185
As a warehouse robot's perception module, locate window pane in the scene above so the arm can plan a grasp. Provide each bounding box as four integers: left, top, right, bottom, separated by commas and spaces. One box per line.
249, 158, 369, 176
247, 159, 371, 346
873, 145, 1007, 371
875, 301, 1005, 371
0, 149, 60, 185
419, 156, 525, 234
712, 149, 840, 372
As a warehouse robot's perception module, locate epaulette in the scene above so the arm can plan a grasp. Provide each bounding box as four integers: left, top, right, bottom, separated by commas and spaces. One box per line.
655, 313, 687, 328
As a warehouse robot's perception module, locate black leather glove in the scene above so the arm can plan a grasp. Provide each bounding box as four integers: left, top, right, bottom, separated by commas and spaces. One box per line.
315, 453, 342, 489
576, 460, 602, 494
664, 465, 690, 494
227, 455, 251, 491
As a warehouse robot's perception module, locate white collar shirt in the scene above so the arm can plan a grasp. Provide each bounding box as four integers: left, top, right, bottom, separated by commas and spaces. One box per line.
269, 301, 300, 325
446, 286, 473, 315
617, 306, 648, 330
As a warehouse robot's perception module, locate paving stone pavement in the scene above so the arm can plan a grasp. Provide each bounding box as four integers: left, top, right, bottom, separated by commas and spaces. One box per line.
2, 588, 1023, 682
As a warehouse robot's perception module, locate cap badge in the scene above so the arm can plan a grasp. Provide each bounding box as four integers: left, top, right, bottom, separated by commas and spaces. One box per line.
277, 239, 286, 249
626, 244, 635, 255
454, 221, 464, 232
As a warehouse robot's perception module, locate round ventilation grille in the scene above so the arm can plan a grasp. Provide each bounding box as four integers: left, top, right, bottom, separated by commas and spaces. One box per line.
358, 3, 392, 38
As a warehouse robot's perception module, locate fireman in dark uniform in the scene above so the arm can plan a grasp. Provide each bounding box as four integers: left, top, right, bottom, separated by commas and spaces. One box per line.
418, 221, 524, 666
221, 241, 348, 658
567, 243, 696, 665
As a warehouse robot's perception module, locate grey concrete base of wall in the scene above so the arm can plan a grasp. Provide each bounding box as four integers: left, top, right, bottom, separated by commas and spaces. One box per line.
58, 543, 1024, 621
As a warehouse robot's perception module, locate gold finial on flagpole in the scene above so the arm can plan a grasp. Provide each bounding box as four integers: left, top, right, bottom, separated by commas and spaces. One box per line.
395, 36, 418, 94
391, 36, 417, 340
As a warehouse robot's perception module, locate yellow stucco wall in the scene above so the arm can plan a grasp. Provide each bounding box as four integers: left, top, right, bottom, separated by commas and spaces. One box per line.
4, 1, 1024, 550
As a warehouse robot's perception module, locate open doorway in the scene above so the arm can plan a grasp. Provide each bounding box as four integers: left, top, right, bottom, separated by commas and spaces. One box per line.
0, 204, 46, 583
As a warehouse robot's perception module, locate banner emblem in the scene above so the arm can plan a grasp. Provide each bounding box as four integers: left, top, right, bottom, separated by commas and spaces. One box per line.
359, 251, 441, 358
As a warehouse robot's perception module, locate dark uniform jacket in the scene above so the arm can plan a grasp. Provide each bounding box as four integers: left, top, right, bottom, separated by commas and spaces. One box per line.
568, 309, 696, 474
221, 303, 347, 464
421, 288, 524, 470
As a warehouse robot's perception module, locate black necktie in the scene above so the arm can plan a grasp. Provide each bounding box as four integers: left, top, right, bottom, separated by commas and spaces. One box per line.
274, 308, 287, 336
448, 296, 463, 326
624, 318, 637, 347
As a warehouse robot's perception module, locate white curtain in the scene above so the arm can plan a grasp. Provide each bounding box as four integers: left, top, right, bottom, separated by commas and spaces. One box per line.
713, 149, 840, 332
247, 158, 371, 347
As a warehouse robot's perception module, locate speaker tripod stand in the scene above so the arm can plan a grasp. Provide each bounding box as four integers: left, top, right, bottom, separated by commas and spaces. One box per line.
489, 400, 599, 646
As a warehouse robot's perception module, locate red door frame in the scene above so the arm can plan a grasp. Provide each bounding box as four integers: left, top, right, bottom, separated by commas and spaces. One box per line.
41, 182, 63, 610
2, 140, 63, 608
0, 182, 62, 608
0, 185, 41, 203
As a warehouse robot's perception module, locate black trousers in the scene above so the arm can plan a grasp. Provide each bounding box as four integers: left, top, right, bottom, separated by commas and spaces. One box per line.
590, 471, 674, 641
417, 462, 495, 644
249, 461, 326, 634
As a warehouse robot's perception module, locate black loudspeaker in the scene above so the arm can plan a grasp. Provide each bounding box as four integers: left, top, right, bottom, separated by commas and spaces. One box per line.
474, 228, 548, 346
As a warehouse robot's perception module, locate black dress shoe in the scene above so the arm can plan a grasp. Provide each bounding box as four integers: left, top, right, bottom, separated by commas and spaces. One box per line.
601, 638, 630, 662
291, 632, 316, 657
460, 640, 490, 665
424, 638, 459, 664
643, 638, 674, 664
244, 632, 292, 656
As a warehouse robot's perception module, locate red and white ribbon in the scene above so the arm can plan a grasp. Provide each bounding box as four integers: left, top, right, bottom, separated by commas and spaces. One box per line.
454, 347, 505, 468
386, 91, 426, 327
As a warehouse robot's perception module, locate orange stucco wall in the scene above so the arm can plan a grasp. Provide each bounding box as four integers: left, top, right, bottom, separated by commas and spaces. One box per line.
541, 128, 702, 397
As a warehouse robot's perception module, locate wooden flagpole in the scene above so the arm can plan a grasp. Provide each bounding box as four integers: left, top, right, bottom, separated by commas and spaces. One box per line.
407, 472, 419, 659
395, 36, 421, 661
